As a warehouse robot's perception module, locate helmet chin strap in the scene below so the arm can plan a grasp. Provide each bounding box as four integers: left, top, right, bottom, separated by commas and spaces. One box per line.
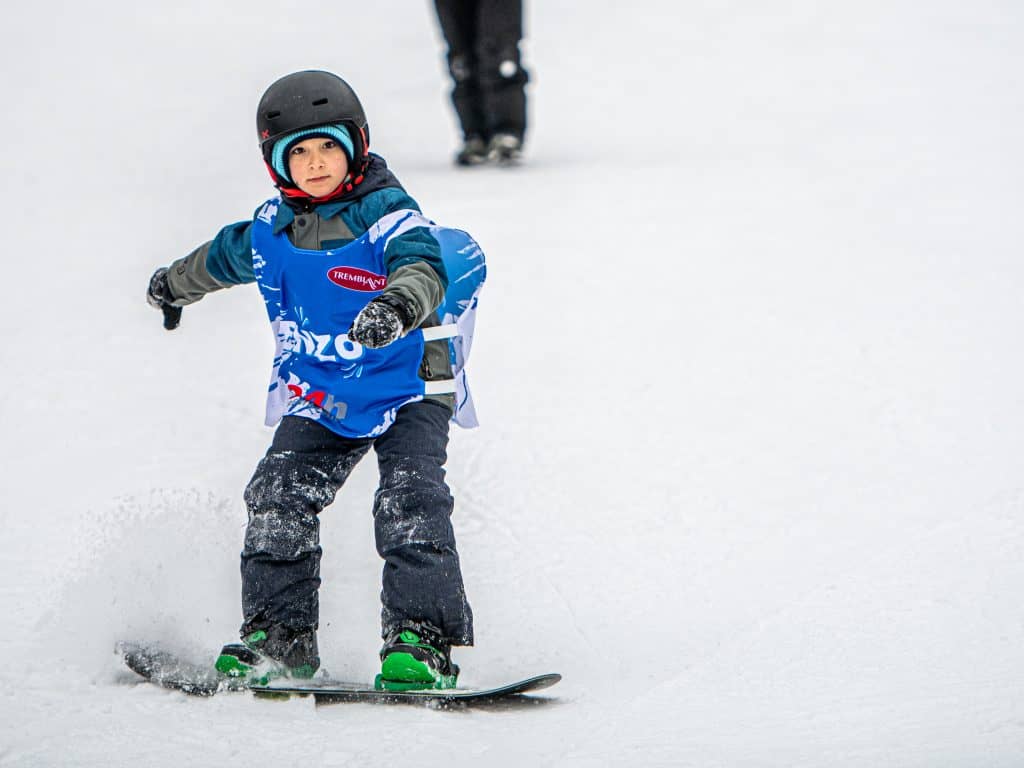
265, 161, 366, 205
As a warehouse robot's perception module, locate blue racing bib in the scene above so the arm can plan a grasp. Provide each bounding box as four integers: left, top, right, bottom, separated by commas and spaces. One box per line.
250, 201, 484, 438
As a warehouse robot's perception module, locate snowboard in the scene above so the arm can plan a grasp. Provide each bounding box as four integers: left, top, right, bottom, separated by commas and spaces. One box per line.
119, 642, 561, 707
259, 674, 561, 706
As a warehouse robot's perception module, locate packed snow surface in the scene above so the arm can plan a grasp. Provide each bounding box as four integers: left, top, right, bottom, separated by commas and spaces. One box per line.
2, 1, 1023, 766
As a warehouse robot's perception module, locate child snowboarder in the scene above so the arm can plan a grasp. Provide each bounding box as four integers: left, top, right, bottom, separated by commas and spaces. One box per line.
146, 70, 483, 690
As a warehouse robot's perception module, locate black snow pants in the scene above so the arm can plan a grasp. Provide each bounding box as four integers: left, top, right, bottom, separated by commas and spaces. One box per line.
434, 0, 529, 141
239, 400, 474, 668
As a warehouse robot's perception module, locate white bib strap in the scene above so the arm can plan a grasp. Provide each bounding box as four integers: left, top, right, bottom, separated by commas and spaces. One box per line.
420, 323, 459, 342
420, 324, 459, 396
424, 379, 457, 395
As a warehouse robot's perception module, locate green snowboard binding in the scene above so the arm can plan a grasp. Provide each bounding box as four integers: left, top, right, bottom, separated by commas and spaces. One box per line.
215, 629, 317, 687
375, 627, 459, 691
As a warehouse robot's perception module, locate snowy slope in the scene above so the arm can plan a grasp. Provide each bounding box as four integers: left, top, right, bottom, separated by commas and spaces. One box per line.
2, 1, 1024, 765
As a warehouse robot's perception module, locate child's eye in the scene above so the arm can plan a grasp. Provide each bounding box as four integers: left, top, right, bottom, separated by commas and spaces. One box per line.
323, 140, 336, 150
290, 146, 305, 155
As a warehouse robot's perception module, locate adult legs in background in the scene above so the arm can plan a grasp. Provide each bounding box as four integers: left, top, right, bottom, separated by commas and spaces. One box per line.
434, 0, 529, 164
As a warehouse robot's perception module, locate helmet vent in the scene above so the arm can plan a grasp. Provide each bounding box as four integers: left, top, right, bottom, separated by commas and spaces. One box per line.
266, 110, 281, 119
312, 98, 329, 106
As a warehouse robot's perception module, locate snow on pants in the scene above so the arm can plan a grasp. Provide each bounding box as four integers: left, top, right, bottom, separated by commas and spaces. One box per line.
239, 400, 474, 647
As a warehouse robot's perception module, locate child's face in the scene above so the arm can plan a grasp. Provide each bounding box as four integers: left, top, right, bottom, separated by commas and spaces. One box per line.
287, 137, 350, 196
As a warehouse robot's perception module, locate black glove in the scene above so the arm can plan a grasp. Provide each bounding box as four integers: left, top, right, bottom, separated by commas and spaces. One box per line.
348, 296, 413, 349
146, 267, 183, 331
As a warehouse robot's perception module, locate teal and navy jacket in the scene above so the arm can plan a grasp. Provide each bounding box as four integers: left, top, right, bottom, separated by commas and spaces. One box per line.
164, 154, 455, 407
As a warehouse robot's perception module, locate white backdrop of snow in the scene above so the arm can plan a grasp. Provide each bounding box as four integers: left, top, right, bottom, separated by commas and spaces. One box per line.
1, 1, 1023, 766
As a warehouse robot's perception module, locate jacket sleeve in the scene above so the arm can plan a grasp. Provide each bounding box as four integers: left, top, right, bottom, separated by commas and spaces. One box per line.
348, 188, 447, 328
165, 220, 255, 305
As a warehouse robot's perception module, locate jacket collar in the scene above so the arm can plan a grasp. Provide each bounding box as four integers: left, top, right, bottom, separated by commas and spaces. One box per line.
272, 199, 350, 234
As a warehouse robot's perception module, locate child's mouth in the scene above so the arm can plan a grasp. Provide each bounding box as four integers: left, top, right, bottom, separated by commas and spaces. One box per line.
308, 176, 331, 183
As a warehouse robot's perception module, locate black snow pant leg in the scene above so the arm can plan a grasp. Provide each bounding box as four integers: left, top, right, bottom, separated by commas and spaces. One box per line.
476, 0, 528, 140
240, 416, 371, 664
374, 400, 474, 646
435, 0, 488, 140
434, 0, 529, 142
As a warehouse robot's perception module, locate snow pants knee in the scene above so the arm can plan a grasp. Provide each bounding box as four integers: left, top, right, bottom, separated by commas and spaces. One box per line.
239, 401, 474, 649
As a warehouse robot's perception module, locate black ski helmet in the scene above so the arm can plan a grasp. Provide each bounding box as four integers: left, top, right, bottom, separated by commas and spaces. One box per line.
256, 70, 370, 178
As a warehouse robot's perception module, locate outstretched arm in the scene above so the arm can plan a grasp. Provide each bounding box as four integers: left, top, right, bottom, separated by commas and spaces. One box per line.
145, 220, 255, 330
349, 187, 448, 331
